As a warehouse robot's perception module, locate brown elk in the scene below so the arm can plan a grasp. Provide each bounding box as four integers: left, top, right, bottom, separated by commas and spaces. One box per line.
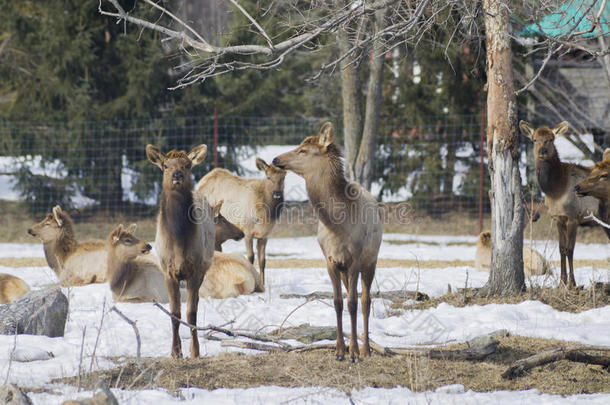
196, 158, 286, 286
475, 231, 551, 277
272, 122, 382, 362
105, 223, 169, 303
147, 144, 215, 358
520, 121, 607, 288
213, 200, 245, 251
0, 274, 30, 303
575, 149, 610, 233
27, 206, 107, 286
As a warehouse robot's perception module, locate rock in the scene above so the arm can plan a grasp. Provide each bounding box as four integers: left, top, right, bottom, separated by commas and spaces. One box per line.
10, 347, 55, 362
0, 287, 69, 337
0, 384, 32, 405
62, 382, 118, 405
268, 323, 337, 344
468, 329, 509, 348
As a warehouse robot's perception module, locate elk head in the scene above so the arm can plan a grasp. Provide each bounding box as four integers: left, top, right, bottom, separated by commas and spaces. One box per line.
27, 205, 71, 242
146, 144, 208, 192
256, 157, 286, 200
107, 223, 151, 260
575, 149, 610, 200
272, 122, 338, 178
519, 120, 569, 161
213, 200, 244, 242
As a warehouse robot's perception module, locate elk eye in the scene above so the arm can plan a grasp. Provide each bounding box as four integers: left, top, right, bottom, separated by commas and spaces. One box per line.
298, 149, 306, 154
125, 238, 133, 244
162, 164, 168, 170
601, 174, 608, 179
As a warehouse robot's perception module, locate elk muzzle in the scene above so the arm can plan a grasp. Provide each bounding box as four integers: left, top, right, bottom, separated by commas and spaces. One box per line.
574, 184, 588, 197
271, 157, 284, 169
27, 228, 35, 237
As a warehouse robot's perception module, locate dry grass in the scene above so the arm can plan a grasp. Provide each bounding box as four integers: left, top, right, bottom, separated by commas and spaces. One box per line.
395, 286, 610, 314
55, 335, 610, 395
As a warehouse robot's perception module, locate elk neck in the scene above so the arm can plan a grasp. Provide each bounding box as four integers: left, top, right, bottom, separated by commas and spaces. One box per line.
160, 187, 194, 246
43, 229, 77, 276
535, 154, 566, 199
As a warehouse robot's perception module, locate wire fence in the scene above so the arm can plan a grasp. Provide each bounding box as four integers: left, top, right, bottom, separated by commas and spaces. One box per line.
0, 114, 500, 221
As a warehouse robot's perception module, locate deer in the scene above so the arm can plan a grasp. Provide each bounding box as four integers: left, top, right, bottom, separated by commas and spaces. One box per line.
575, 149, 610, 233
475, 231, 551, 277
272, 122, 382, 362
27, 206, 107, 286
520, 121, 608, 288
146, 144, 215, 358
196, 158, 286, 286
213, 200, 245, 251
0, 274, 30, 304
105, 223, 170, 303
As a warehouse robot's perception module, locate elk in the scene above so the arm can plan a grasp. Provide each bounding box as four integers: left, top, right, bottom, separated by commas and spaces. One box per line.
272, 122, 382, 362
147, 144, 215, 358
575, 149, 610, 233
520, 121, 607, 288
196, 158, 286, 286
213, 200, 245, 251
27, 206, 107, 286
105, 223, 169, 303
475, 231, 551, 277
0, 274, 30, 304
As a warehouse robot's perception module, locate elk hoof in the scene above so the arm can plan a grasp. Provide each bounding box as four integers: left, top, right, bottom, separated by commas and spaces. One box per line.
335, 355, 345, 361
349, 357, 360, 363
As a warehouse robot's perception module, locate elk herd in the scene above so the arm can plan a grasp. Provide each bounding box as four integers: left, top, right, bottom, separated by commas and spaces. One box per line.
1, 121, 609, 362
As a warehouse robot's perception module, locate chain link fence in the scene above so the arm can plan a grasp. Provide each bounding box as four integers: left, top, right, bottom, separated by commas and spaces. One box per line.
0, 114, 496, 220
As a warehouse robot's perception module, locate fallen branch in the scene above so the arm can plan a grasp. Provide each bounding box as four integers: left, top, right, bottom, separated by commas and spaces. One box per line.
279, 290, 429, 302
502, 347, 610, 379
585, 213, 610, 229
111, 306, 141, 361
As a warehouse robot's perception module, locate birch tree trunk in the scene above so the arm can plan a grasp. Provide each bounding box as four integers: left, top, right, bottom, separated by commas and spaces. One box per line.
478, 0, 525, 296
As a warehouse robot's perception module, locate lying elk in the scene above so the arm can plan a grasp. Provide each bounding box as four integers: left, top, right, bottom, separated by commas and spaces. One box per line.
196, 158, 286, 286
575, 149, 610, 234
28, 206, 107, 286
272, 122, 382, 362
213, 200, 245, 251
475, 231, 551, 277
147, 144, 215, 358
520, 121, 608, 287
0, 274, 30, 303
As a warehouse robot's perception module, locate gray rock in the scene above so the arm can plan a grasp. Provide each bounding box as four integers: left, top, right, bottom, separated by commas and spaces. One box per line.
0, 287, 68, 337
10, 347, 55, 362
269, 323, 337, 344
0, 384, 32, 405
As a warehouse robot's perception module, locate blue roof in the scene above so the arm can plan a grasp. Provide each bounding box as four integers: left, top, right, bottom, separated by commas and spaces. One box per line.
522, 0, 610, 38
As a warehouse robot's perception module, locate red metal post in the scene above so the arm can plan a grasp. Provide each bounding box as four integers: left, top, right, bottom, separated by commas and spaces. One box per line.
478, 107, 486, 234
213, 106, 218, 168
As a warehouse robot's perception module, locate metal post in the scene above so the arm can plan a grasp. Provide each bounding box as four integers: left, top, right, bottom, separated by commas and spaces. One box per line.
479, 107, 486, 234
213, 106, 218, 168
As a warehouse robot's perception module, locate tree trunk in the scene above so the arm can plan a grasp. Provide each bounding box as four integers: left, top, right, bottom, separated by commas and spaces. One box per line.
478, 0, 525, 296
353, 8, 387, 191
339, 28, 363, 183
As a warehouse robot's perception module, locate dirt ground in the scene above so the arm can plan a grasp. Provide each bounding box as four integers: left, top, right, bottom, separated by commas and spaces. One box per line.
55, 335, 610, 396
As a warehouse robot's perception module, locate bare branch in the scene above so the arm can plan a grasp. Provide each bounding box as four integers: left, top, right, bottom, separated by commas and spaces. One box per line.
586, 212, 610, 229
228, 0, 274, 49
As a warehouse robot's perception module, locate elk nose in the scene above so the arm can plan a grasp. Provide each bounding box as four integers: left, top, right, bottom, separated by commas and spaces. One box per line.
539, 147, 548, 155
145, 243, 152, 250
172, 171, 184, 180
27, 228, 34, 236
272, 157, 280, 166
574, 185, 581, 192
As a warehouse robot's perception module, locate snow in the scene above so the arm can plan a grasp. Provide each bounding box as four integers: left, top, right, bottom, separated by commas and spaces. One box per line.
0, 236, 608, 404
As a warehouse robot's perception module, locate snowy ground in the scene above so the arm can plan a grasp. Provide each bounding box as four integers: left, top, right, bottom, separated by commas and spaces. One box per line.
0, 234, 609, 404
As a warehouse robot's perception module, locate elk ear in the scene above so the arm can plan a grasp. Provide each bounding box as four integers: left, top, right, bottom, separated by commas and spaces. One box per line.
214, 200, 224, 217
126, 223, 137, 234
52, 206, 64, 227
188, 144, 208, 166
519, 121, 534, 140
603, 148, 610, 162
318, 122, 334, 149
110, 224, 123, 245
146, 145, 165, 170
255, 158, 269, 172
552, 121, 569, 138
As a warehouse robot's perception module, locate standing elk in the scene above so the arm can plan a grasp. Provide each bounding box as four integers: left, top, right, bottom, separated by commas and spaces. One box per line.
146, 144, 215, 358
196, 158, 286, 286
272, 122, 382, 362
575, 149, 610, 232
0, 274, 30, 303
27, 206, 107, 286
520, 121, 607, 287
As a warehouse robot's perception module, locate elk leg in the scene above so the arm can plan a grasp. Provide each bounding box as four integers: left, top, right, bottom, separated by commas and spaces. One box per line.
165, 275, 182, 358
245, 234, 254, 264
566, 220, 579, 289
328, 267, 346, 361
347, 270, 360, 362
557, 221, 568, 286
360, 268, 375, 358
186, 271, 203, 358
256, 237, 268, 286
